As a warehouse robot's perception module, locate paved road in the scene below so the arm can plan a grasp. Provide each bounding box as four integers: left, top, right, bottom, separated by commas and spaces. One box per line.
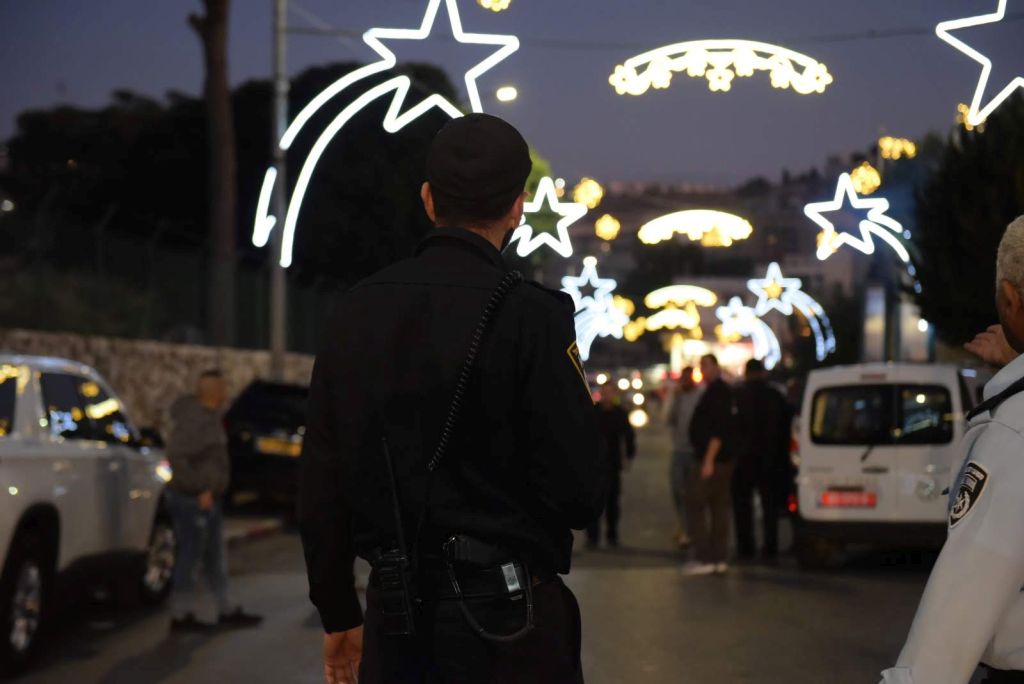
17, 422, 941, 684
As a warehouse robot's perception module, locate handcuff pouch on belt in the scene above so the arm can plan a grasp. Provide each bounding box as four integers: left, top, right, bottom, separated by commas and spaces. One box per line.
372, 271, 533, 642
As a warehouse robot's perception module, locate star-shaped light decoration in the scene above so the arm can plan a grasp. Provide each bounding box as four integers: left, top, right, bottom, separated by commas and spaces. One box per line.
936, 0, 1024, 127
715, 297, 782, 370
561, 256, 617, 312
804, 173, 910, 264
508, 177, 588, 258
747, 262, 802, 316
747, 262, 836, 361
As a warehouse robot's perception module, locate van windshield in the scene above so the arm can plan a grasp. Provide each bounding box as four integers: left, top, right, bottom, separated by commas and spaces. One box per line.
811, 384, 953, 446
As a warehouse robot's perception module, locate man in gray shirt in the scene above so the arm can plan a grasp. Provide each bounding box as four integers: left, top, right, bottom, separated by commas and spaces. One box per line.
164, 369, 261, 632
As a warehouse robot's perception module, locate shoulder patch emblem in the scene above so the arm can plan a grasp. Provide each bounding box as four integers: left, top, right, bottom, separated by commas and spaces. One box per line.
950, 462, 989, 528
567, 341, 589, 391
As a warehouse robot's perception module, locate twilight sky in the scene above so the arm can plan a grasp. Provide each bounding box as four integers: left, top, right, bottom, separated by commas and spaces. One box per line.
1, 0, 1019, 184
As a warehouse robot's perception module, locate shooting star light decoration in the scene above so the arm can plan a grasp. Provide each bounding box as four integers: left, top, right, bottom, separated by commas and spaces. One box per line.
561, 257, 629, 361
251, 0, 519, 267
508, 177, 588, 258
747, 262, 836, 361
610, 39, 833, 96
716, 297, 782, 370
936, 0, 1023, 127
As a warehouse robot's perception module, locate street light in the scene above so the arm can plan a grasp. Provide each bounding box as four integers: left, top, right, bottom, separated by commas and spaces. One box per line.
496, 85, 518, 102
477, 0, 512, 11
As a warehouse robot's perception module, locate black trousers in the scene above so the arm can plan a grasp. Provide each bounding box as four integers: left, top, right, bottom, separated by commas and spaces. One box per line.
587, 470, 621, 544
360, 576, 584, 684
732, 470, 778, 558
983, 667, 1024, 683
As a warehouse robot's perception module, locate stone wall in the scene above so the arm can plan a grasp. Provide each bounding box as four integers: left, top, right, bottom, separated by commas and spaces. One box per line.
0, 328, 315, 430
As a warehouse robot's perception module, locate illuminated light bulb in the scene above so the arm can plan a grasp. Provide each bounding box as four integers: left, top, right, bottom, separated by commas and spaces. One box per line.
878, 136, 917, 160
936, 0, 1024, 127
747, 262, 836, 361
956, 103, 981, 132
496, 86, 518, 102
7, 487, 17, 496
617, 378, 630, 391
251, 0, 520, 267
804, 173, 911, 264
638, 210, 753, 247
916, 394, 927, 405
477, 0, 512, 11
613, 295, 636, 317
918, 319, 930, 333
632, 393, 645, 406
0, 199, 13, 212
631, 378, 643, 390
629, 409, 649, 429
850, 161, 881, 196
610, 40, 833, 97
693, 368, 704, 384
594, 214, 621, 241
596, 373, 609, 385
509, 177, 587, 258
573, 178, 605, 210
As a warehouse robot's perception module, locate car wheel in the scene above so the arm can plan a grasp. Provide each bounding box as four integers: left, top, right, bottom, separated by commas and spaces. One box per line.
138, 515, 175, 606
0, 534, 49, 675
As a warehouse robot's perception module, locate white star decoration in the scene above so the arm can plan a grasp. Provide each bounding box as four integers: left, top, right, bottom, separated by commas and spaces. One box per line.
561, 256, 617, 312
936, 0, 1023, 127
804, 173, 910, 264
716, 297, 782, 370
747, 262, 803, 316
508, 177, 588, 258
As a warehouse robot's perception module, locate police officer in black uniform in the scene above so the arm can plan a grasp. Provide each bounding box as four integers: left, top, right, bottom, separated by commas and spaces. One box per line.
298, 113, 607, 684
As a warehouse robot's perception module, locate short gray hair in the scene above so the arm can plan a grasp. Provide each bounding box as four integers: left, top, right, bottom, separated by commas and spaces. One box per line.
996, 215, 1024, 292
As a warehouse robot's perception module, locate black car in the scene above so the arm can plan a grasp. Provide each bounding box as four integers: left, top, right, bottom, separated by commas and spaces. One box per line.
224, 380, 308, 506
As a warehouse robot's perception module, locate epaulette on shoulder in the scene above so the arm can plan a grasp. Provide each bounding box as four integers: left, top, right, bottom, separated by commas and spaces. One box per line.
526, 281, 576, 313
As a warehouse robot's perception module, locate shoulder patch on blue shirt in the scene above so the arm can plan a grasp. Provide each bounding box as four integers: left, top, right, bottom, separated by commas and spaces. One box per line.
950, 461, 989, 528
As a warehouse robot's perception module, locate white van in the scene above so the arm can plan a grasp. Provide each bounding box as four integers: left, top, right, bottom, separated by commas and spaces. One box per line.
792, 363, 976, 568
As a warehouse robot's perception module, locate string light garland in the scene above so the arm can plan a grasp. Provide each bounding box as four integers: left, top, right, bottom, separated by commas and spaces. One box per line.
936, 0, 1023, 127
610, 39, 833, 96
251, 0, 519, 267
638, 210, 753, 247
508, 176, 588, 258
878, 136, 917, 160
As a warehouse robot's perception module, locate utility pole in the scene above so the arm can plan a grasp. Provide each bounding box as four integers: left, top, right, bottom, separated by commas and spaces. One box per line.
270, 0, 288, 380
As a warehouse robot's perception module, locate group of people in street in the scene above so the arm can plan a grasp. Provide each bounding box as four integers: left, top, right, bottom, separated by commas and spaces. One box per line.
669, 355, 792, 575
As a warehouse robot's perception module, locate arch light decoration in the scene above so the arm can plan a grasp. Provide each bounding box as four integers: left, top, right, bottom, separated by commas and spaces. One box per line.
507, 177, 587, 258
936, 0, 1023, 127
804, 173, 911, 265
747, 262, 836, 362
251, 0, 520, 267
716, 297, 782, 370
560, 257, 629, 361
610, 40, 833, 96
638, 210, 753, 247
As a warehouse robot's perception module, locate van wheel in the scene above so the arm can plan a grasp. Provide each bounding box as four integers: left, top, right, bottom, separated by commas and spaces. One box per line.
796, 535, 842, 571
0, 534, 50, 675
139, 515, 175, 606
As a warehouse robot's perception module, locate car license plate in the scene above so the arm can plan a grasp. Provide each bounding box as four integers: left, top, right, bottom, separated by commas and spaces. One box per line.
819, 490, 876, 508
255, 436, 302, 458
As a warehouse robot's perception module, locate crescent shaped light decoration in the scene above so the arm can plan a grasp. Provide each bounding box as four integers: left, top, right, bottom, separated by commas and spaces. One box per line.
716, 297, 782, 370
747, 262, 836, 362
610, 40, 833, 96
251, 0, 520, 267
936, 0, 1023, 127
644, 285, 718, 310
638, 210, 754, 247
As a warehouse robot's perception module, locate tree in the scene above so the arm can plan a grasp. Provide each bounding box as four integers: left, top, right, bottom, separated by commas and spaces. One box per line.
189, 0, 236, 346
914, 93, 1024, 345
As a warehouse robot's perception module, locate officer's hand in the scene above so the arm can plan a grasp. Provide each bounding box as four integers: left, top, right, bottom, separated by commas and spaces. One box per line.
323, 626, 363, 684
701, 461, 715, 480
965, 324, 1019, 368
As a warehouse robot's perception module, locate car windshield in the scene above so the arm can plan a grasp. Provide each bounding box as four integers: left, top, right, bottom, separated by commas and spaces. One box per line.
811, 384, 954, 446
228, 382, 309, 429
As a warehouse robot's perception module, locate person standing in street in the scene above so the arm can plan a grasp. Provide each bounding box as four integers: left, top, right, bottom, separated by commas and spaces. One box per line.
731, 359, 789, 563
667, 368, 702, 549
881, 216, 1024, 684
682, 354, 736, 576
298, 114, 606, 684
586, 387, 636, 549
164, 370, 262, 632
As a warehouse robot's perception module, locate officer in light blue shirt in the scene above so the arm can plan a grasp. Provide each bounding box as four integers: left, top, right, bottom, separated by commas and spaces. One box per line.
882, 215, 1024, 684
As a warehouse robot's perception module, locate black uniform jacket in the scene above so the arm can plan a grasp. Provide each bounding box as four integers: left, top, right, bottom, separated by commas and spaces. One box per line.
689, 377, 736, 464
298, 228, 607, 633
